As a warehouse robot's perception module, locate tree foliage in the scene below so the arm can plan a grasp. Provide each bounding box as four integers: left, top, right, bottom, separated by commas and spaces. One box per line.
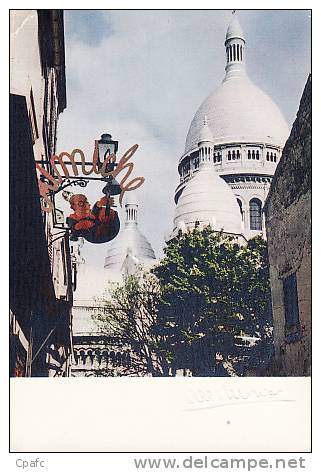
150, 228, 272, 375
96, 228, 272, 376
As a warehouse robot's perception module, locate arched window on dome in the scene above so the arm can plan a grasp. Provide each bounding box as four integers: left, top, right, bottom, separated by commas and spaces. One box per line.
256, 150, 260, 160
228, 151, 231, 161
236, 150, 240, 159
237, 44, 240, 61
233, 44, 236, 61
240, 45, 243, 61
217, 152, 221, 162
267, 152, 270, 161
237, 198, 244, 221
232, 150, 236, 160
274, 153, 277, 162
249, 198, 262, 230
248, 150, 251, 159
252, 150, 255, 160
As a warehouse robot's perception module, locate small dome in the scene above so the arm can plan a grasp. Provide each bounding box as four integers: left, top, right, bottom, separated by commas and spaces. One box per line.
123, 191, 139, 206
225, 16, 245, 42
104, 199, 156, 272
104, 225, 156, 271
173, 164, 242, 234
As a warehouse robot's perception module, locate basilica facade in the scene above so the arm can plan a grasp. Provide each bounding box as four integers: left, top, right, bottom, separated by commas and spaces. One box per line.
172, 16, 289, 240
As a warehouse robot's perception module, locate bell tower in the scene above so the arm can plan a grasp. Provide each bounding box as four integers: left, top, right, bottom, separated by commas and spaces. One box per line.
224, 13, 246, 80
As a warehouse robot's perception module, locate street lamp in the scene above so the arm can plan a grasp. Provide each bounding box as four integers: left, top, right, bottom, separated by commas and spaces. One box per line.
97, 133, 122, 196
97, 133, 119, 166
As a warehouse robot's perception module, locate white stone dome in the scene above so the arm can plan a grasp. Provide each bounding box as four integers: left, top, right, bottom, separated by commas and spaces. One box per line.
104, 199, 156, 272
185, 75, 289, 153
104, 226, 156, 271
173, 163, 242, 234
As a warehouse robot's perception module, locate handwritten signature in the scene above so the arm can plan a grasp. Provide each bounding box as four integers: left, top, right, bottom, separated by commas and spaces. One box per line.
183, 386, 294, 412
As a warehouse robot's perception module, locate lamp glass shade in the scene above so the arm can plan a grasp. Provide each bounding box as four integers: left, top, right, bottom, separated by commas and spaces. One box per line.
97, 133, 119, 169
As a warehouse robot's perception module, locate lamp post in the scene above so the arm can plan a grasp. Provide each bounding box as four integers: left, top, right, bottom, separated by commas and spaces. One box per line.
97, 133, 122, 196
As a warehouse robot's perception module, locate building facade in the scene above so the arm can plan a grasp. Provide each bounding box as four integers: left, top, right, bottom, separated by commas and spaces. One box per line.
264, 75, 311, 376
71, 301, 132, 377
173, 16, 289, 239
10, 10, 73, 377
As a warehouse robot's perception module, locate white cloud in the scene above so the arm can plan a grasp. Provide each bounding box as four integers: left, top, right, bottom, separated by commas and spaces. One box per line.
57, 9, 310, 281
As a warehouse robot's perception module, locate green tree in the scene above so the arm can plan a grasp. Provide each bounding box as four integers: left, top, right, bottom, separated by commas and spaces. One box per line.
152, 228, 272, 376
95, 271, 172, 376
95, 228, 272, 377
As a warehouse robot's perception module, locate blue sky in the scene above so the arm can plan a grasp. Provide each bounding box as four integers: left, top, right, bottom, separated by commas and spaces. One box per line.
56, 9, 311, 296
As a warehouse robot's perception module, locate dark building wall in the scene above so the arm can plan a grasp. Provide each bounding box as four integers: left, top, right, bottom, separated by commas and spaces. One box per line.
10, 94, 57, 376
264, 75, 311, 376
10, 10, 71, 377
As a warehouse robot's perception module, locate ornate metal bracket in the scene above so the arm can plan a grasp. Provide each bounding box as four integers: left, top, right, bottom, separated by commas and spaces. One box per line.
39, 176, 92, 197
54, 178, 90, 194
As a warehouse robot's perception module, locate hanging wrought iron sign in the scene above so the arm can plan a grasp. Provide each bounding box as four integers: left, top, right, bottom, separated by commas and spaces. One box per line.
35, 135, 145, 213
63, 192, 121, 244
35, 133, 145, 244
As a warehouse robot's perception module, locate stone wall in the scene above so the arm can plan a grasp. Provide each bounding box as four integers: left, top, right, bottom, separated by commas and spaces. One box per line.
264, 75, 311, 376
